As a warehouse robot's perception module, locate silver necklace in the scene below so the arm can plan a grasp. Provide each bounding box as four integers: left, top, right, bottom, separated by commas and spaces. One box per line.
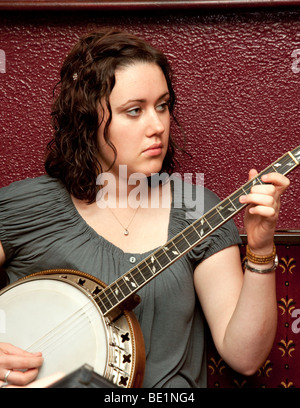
109, 206, 140, 236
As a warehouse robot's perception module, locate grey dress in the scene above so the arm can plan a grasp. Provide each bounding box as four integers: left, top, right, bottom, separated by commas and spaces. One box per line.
0, 175, 241, 388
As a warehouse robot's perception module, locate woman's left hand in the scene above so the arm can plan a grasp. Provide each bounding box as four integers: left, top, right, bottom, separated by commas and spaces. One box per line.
239, 169, 290, 253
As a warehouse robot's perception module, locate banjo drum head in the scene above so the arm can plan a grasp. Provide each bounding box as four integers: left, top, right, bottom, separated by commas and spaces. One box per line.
0, 275, 108, 380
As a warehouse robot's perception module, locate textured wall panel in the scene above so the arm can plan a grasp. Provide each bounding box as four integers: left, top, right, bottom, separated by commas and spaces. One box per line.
0, 9, 299, 229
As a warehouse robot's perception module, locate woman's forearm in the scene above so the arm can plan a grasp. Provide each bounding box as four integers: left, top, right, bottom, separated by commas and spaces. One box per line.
221, 268, 277, 375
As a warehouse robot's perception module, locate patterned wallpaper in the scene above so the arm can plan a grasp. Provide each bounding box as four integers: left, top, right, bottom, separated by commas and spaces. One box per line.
0, 8, 299, 229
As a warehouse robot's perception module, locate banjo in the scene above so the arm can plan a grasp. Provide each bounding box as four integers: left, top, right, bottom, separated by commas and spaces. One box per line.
0, 146, 299, 388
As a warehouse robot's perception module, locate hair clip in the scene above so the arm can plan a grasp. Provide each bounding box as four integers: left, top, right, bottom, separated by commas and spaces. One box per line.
72, 72, 78, 81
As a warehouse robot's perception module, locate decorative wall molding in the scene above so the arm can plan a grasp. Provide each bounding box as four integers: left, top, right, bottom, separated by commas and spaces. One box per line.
0, 0, 300, 11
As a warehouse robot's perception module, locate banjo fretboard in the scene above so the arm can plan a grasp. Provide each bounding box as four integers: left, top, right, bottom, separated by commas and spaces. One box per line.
94, 146, 300, 317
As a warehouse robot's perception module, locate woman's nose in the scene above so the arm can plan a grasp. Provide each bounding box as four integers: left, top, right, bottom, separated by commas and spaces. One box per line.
145, 110, 165, 137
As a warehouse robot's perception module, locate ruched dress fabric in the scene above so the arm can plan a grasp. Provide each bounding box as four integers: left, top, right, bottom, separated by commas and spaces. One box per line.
0, 175, 241, 388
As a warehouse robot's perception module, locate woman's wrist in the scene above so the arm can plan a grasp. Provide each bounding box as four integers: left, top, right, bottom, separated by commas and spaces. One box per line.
244, 243, 278, 274
244, 257, 278, 274
246, 244, 276, 264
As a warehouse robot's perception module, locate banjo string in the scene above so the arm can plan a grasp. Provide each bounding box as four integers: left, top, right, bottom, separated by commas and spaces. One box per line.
25, 216, 202, 356
25, 301, 101, 358
23, 230, 183, 357
23, 238, 173, 357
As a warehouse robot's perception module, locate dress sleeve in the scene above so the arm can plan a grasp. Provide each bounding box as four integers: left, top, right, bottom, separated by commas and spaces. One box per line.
0, 179, 26, 263
170, 181, 242, 267
189, 187, 242, 265
0, 176, 71, 266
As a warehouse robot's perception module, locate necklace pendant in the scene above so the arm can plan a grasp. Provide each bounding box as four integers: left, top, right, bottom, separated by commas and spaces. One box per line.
124, 229, 129, 236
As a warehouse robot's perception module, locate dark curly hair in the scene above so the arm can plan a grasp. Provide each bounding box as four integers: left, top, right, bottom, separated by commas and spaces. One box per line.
45, 30, 179, 203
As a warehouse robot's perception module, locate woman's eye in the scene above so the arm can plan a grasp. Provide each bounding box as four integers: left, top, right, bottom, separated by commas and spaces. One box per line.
126, 107, 141, 117
156, 102, 169, 112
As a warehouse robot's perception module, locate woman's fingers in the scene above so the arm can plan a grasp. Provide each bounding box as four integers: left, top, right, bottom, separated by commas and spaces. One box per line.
240, 170, 290, 213
0, 343, 43, 386
1, 368, 40, 386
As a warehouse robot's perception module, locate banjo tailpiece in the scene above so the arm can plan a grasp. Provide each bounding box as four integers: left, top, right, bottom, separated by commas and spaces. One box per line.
49, 364, 119, 388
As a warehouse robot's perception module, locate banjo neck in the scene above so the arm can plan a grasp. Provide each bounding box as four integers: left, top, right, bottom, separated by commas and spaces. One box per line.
94, 146, 300, 318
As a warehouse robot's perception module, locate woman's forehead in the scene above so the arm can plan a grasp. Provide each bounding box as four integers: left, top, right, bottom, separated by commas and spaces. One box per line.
111, 62, 168, 102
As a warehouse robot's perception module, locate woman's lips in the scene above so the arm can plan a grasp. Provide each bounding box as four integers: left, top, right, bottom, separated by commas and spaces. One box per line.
143, 143, 163, 156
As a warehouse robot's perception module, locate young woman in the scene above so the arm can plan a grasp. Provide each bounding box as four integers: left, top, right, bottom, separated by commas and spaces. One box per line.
0, 30, 290, 388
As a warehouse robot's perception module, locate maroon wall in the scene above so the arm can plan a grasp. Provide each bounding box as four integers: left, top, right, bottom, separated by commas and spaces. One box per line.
0, 7, 299, 230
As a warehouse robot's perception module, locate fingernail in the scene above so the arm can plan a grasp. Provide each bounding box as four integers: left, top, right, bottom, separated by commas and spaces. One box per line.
239, 195, 246, 203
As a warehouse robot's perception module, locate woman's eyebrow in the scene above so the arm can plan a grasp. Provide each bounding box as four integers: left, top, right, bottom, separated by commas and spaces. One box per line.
118, 92, 170, 109
118, 99, 146, 109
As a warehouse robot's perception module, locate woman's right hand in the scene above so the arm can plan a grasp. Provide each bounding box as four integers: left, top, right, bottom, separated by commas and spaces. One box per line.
0, 343, 43, 387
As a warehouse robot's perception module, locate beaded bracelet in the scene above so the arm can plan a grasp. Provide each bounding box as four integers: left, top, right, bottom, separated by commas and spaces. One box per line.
244, 255, 278, 274
246, 244, 276, 265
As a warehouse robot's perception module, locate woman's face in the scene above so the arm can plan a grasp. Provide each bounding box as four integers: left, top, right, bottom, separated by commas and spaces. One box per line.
97, 62, 170, 179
